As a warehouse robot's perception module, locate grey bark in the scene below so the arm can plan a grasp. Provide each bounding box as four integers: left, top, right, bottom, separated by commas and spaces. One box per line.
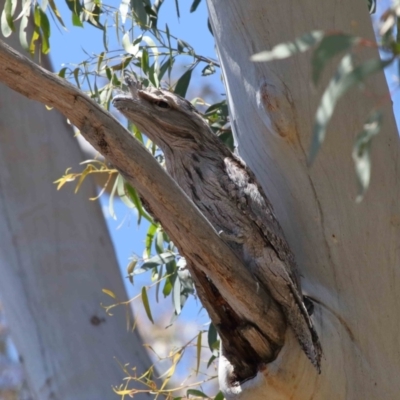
207, 0, 400, 398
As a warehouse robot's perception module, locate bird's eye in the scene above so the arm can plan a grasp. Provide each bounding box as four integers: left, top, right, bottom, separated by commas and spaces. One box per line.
154, 100, 170, 109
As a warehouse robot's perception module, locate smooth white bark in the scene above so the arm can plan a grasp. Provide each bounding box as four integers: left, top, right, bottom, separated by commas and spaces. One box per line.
0, 31, 152, 400
208, 0, 400, 398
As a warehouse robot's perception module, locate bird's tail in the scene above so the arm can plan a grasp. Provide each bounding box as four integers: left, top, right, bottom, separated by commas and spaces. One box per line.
284, 285, 322, 372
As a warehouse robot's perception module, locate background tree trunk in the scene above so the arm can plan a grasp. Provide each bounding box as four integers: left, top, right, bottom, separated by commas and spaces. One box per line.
0, 18, 152, 400
208, 0, 400, 398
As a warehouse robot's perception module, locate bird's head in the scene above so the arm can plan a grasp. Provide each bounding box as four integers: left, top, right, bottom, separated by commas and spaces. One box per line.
112, 76, 215, 151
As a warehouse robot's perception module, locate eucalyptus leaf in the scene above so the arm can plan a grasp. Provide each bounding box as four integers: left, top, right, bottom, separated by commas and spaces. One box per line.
207, 322, 218, 351
174, 67, 193, 97
141, 252, 176, 269
190, 0, 201, 13
173, 274, 182, 315
187, 389, 208, 398
141, 286, 154, 323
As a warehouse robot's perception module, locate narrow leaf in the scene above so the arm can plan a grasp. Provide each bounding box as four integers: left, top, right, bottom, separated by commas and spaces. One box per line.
174, 67, 193, 97
102, 288, 117, 299
187, 389, 208, 398
48, 0, 65, 28
141, 286, 154, 323
19, 12, 29, 50
131, 0, 148, 26
352, 110, 382, 202
4, 0, 16, 34
174, 0, 180, 19
142, 252, 176, 269
39, 8, 51, 54
251, 30, 324, 62
144, 223, 157, 258
196, 331, 202, 375
127, 257, 138, 284
155, 228, 164, 254
190, 0, 201, 13
207, 323, 218, 351
214, 392, 224, 400
173, 275, 182, 315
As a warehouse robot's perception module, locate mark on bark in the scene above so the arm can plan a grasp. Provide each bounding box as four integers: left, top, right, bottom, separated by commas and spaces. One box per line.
259, 82, 296, 142
90, 315, 106, 326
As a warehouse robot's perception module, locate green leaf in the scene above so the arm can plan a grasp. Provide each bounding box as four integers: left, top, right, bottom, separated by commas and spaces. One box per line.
214, 392, 224, 400
196, 331, 202, 375
1, 0, 16, 37
141, 47, 149, 75
190, 0, 201, 12
102, 20, 108, 50
144, 223, 157, 258
251, 30, 324, 62
97, 51, 104, 72
202, 64, 215, 76
142, 252, 176, 269
352, 110, 382, 202
71, 12, 83, 27
174, 0, 180, 19
58, 67, 67, 78
208, 323, 218, 351
131, 0, 148, 26
116, 175, 135, 209
141, 286, 154, 323
125, 184, 153, 224
19, 12, 30, 51
155, 228, 164, 254
163, 277, 173, 297
159, 57, 174, 81
39, 7, 51, 54
312, 33, 360, 85
174, 67, 193, 97
127, 257, 138, 284
48, 0, 65, 28
309, 55, 392, 164
65, 0, 83, 27
187, 389, 208, 398
207, 354, 217, 368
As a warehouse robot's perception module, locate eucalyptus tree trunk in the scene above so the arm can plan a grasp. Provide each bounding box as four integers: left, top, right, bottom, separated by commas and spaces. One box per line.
208, 0, 400, 399
0, 19, 152, 400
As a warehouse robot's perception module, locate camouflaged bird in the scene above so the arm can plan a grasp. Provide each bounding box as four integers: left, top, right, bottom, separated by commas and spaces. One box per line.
112, 76, 322, 371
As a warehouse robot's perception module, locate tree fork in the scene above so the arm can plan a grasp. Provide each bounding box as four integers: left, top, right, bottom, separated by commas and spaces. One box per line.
0, 39, 290, 381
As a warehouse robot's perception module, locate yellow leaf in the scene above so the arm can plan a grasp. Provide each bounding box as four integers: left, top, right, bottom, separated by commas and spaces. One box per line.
102, 288, 117, 299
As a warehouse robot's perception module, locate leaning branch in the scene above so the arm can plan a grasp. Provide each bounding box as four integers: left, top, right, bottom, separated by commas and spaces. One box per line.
0, 39, 285, 379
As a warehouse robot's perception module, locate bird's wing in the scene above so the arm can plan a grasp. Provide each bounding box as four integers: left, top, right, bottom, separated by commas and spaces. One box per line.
223, 156, 301, 289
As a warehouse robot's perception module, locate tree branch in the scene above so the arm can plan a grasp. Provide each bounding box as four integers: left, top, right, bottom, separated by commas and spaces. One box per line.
0, 39, 286, 380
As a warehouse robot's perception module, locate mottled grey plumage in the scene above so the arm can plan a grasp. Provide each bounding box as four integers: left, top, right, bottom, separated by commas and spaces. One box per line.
113, 77, 322, 371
